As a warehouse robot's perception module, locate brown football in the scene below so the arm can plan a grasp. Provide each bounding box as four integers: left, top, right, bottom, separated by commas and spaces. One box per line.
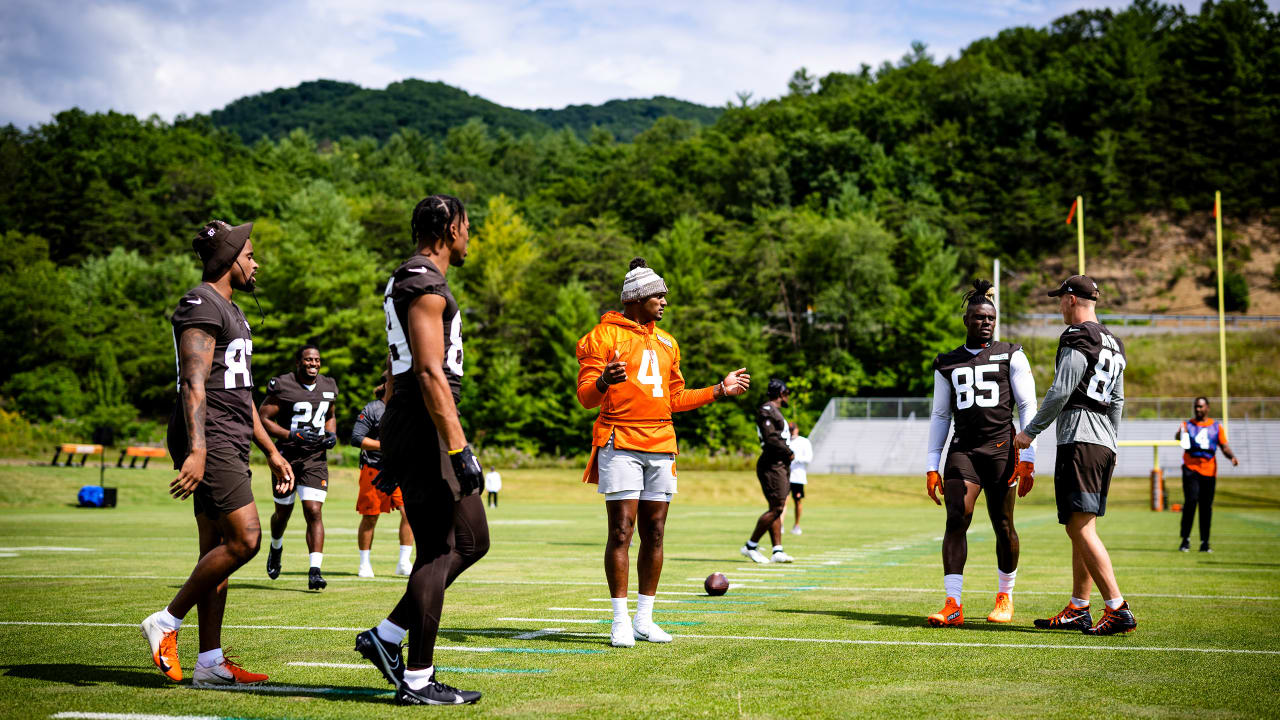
704, 572, 729, 596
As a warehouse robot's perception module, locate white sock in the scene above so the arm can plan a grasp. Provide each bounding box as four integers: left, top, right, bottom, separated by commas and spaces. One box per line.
376, 619, 406, 645
196, 648, 223, 668
310, 552, 323, 569
745, 540, 758, 549
399, 545, 413, 564
403, 666, 434, 691
944, 574, 963, 604
997, 569, 1016, 594
610, 597, 629, 624
156, 608, 182, 631
635, 594, 655, 626
358, 549, 371, 565
270, 537, 283, 550
1071, 596, 1089, 608
1105, 597, 1125, 610
772, 545, 784, 553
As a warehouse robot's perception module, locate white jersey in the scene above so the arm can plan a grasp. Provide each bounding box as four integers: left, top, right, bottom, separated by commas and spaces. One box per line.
484, 470, 502, 493
788, 435, 813, 484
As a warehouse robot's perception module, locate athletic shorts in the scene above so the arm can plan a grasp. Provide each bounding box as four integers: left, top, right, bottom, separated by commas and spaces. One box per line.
356, 464, 403, 515
756, 456, 789, 505
789, 482, 806, 500
944, 433, 1016, 492
191, 446, 254, 518
1054, 442, 1116, 524
274, 458, 328, 503
597, 436, 676, 497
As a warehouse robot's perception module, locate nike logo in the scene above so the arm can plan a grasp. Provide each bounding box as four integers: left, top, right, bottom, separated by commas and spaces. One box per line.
1067, 327, 1080, 332
947, 611, 961, 621
407, 267, 428, 274
157, 656, 170, 671
996, 441, 1007, 447
186, 297, 203, 305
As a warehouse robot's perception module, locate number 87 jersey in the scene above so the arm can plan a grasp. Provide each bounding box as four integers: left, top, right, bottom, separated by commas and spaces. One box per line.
1060, 321, 1125, 415
933, 340, 1024, 447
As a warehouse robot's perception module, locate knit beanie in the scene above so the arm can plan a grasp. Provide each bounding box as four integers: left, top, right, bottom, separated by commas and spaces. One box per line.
620, 258, 668, 302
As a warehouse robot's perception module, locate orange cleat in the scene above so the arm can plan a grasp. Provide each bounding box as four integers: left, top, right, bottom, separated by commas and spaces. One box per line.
987, 592, 1014, 623
140, 613, 182, 682
927, 597, 964, 627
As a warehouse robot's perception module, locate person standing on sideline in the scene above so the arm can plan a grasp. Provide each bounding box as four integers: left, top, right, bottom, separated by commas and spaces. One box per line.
1174, 397, 1239, 553
142, 220, 293, 686
484, 467, 502, 508
787, 422, 812, 536
1015, 274, 1136, 636
577, 257, 751, 648
353, 194, 490, 705
351, 373, 414, 578
742, 379, 794, 564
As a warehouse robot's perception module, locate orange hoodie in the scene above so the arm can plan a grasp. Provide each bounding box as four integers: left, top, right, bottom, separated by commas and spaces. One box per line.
576, 312, 715, 480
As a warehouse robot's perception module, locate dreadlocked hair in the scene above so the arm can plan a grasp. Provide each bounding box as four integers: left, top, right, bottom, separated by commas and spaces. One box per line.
963, 278, 996, 308
629, 257, 647, 270
410, 194, 466, 248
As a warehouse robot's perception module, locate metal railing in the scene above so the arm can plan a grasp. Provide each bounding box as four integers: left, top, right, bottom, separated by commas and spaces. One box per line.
814, 396, 1280, 421
1012, 313, 1280, 327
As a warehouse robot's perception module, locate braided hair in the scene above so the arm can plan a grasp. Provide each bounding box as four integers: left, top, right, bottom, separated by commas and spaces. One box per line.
410, 194, 466, 249
962, 278, 996, 309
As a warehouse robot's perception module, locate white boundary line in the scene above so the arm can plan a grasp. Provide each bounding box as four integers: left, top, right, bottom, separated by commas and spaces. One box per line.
51, 714, 222, 720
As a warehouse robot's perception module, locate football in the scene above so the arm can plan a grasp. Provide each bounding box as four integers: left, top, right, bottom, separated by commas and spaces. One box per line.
704, 572, 729, 596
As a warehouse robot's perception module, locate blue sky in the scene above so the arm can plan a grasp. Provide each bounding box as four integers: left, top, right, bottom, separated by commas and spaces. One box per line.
0, 1, 1263, 128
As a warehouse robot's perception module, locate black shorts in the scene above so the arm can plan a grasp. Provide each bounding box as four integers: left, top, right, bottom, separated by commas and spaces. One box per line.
1053, 442, 1116, 524
191, 446, 254, 518
381, 404, 466, 504
756, 457, 790, 505
789, 483, 806, 500
273, 457, 328, 498
943, 434, 1016, 492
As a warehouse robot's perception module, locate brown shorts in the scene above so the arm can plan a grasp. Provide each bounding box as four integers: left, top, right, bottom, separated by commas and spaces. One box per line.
756, 457, 790, 506
944, 434, 1016, 493
273, 457, 328, 498
1054, 442, 1116, 524
191, 446, 254, 518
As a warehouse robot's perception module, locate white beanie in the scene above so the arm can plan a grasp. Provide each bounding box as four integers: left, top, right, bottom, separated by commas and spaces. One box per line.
620, 258, 667, 302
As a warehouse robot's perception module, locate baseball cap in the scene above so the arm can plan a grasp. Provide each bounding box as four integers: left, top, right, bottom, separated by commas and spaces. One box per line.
193, 220, 253, 279
1047, 274, 1098, 301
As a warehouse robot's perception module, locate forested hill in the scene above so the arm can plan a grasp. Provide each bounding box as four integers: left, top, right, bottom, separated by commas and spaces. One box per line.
1, 1, 1277, 456
210, 79, 722, 143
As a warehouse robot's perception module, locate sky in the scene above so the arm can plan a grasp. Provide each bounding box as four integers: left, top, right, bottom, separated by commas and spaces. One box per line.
0, 0, 1255, 129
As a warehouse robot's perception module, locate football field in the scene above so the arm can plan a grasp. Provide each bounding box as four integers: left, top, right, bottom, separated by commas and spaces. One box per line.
1, 464, 1278, 719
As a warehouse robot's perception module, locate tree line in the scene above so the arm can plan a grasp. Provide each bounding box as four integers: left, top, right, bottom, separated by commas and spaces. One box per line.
0, 0, 1275, 456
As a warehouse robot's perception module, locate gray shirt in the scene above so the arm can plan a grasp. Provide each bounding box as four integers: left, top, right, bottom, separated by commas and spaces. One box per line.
1023, 347, 1124, 451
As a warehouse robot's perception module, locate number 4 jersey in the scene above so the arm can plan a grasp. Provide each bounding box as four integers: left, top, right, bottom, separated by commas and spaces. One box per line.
167, 284, 255, 464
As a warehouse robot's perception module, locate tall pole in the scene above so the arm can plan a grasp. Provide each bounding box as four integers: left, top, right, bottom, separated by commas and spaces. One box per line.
1076, 195, 1085, 275
1215, 191, 1229, 429
993, 258, 1001, 341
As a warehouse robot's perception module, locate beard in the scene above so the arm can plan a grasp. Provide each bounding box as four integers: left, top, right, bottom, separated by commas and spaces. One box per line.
231, 276, 256, 292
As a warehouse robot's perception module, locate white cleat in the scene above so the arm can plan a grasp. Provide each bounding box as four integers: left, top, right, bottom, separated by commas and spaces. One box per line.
741, 544, 770, 564
633, 620, 672, 643
357, 563, 375, 578
771, 550, 795, 563
395, 561, 413, 576
610, 620, 636, 648
790, 526, 803, 535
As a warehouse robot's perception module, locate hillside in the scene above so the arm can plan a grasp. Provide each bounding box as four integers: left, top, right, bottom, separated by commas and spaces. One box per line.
210, 79, 721, 143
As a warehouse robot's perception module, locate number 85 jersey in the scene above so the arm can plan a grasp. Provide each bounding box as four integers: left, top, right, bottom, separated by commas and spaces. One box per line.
932, 340, 1024, 449
383, 255, 463, 404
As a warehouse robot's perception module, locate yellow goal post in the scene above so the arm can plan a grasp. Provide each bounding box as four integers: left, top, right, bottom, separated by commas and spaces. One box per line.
1117, 440, 1181, 511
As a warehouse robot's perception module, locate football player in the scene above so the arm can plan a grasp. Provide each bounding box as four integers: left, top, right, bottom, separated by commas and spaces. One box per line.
260, 344, 339, 590
742, 379, 794, 563
924, 279, 1037, 626
353, 194, 490, 705
787, 422, 812, 536
1174, 397, 1239, 553
577, 257, 750, 648
351, 372, 414, 578
141, 220, 293, 686
1015, 275, 1136, 635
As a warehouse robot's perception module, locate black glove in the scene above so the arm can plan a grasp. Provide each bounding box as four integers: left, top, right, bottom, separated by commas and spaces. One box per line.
287, 427, 326, 448
321, 431, 338, 449
372, 469, 398, 495
450, 445, 484, 496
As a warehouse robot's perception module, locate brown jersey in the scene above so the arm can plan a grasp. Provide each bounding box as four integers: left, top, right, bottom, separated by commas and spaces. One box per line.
756, 401, 790, 464
933, 341, 1021, 450
167, 284, 255, 466
1059, 322, 1125, 415
265, 371, 338, 464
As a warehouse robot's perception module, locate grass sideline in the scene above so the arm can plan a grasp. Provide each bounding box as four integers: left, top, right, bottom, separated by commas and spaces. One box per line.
0, 464, 1278, 719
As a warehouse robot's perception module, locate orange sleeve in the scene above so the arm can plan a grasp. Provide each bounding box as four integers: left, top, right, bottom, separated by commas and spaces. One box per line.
1219, 424, 1228, 444
666, 340, 716, 413
576, 327, 607, 409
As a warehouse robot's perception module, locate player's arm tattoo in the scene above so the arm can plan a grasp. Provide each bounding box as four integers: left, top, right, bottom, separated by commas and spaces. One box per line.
178, 327, 215, 453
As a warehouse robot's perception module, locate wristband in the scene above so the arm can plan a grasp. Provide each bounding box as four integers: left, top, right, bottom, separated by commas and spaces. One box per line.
448, 447, 465, 455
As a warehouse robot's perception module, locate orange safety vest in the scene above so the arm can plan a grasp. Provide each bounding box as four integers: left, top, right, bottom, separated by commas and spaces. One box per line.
576, 311, 715, 482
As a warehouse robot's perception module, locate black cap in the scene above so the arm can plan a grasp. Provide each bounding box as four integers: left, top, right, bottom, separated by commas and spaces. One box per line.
767, 378, 789, 399
1047, 274, 1098, 301
193, 220, 252, 279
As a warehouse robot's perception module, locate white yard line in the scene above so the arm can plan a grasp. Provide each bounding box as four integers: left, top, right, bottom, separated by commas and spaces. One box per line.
513, 628, 564, 640
51, 714, 222, 720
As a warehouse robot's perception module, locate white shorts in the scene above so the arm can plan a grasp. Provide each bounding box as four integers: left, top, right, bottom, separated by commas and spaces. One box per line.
274, 485, 327, 505
597, 436, 676, 498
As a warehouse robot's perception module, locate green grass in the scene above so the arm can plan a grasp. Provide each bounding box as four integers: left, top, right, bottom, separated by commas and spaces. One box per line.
1, 464, 1278, 719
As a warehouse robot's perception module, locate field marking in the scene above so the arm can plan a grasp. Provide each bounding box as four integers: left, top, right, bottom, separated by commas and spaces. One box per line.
548, 607, 736, 614
498, 617, 703, 626
190, 684, 390, 696
763, 587, 1280, 601
586, 598, 765, 604
51, 714, 222, 720
0, 546, 94, 552
513, 627, 563, 640
289, 661, 548, 674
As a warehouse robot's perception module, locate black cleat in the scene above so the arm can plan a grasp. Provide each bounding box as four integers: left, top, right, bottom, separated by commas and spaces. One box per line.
266, 545, 282, 579
396, 674, 481, 705
1199, 541, 1213, 553
308, 567, 326, 590
1033, 603, 1093, 630
1179, 538, 1190, 552
1083, 601, 1137, 636
354, 628, 404, 689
